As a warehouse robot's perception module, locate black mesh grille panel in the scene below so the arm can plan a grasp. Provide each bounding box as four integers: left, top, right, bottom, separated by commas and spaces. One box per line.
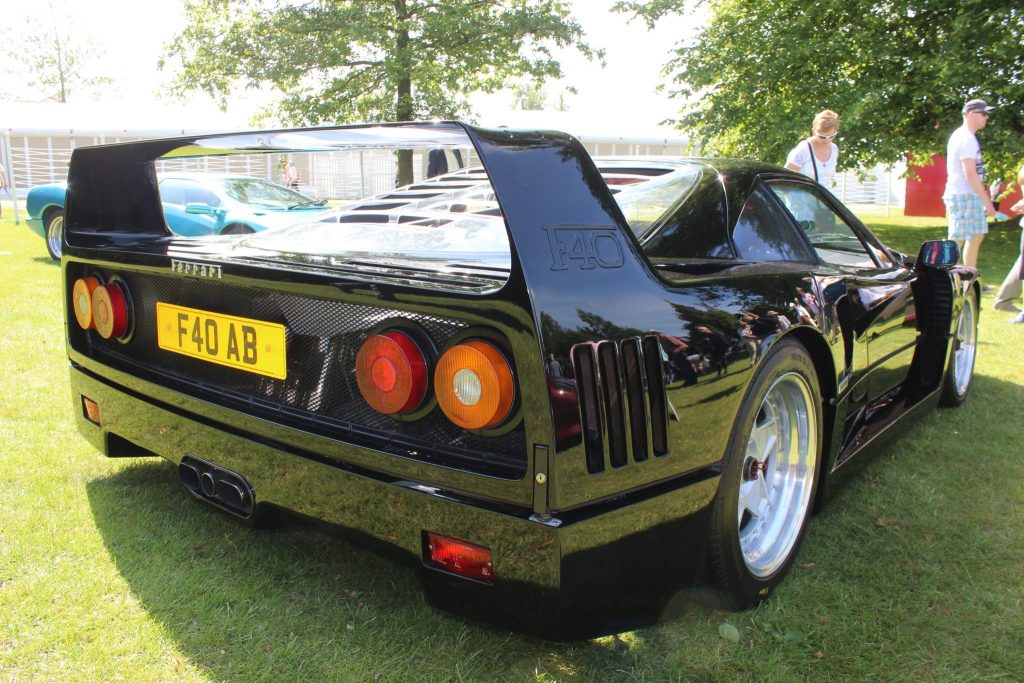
68, 263, 526, 478
573, 335, 669, 474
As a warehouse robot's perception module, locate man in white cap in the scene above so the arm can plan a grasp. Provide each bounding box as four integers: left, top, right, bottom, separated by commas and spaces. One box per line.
942, 98, 996, 271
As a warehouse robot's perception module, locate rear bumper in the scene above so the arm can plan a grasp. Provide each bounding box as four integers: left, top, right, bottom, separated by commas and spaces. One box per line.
71, 363, 718, 639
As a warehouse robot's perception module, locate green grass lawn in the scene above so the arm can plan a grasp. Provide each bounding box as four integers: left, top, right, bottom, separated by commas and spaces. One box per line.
1, 208, 1023, 682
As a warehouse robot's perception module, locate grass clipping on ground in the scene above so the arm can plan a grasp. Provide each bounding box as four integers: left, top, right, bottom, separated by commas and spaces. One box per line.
1, 211, 1022, 682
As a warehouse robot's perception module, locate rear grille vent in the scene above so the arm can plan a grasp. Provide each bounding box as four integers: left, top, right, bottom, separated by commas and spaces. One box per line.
915, 269, 955, 336
572, 335, 669, 474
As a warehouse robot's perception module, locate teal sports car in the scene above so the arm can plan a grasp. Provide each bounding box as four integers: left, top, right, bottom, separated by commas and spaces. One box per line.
26, 172, 329, 260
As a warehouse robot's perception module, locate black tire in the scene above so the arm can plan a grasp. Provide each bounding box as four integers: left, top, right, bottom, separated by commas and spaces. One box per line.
220, 223, 255, 235
939, 290, 978, 407
707, 338, 823, 609
44, 208, 65, 260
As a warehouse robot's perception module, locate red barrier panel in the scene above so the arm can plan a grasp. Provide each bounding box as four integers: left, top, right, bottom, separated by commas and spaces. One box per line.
907, 155, 1022, 218
906, 155, 947, 217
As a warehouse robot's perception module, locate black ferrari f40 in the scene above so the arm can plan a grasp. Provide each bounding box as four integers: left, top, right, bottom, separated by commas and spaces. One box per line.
62, 123, 978, 639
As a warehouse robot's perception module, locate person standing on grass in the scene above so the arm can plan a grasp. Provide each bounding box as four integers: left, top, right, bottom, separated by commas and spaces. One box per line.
992, 161, 1024, 321
786, 110, 840, 187
943, 98, 996, 271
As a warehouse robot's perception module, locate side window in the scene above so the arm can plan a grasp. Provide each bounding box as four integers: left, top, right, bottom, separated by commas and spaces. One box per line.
158, 179, 187, 205
159, 179, 221, 208
768, 183, 876, 268
732, 185, 815, 262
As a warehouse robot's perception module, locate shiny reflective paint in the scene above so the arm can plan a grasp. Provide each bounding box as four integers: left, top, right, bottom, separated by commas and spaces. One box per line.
61, 122, 978, 639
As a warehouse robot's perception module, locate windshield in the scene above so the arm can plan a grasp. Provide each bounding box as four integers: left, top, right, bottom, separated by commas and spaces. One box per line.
219, 178, 320, 209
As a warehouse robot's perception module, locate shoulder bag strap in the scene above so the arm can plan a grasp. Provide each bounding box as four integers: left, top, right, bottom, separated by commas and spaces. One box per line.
807, 142, 818, 182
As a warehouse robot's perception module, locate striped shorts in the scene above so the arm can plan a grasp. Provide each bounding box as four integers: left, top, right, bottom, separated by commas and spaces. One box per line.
945, 193, 988, 239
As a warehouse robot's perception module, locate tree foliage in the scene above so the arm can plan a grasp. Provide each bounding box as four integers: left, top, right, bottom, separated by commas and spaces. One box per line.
616, 0, 1024, 177
166, 0, 597, 183
513, 80, 548, 110
2, 0, 112, 103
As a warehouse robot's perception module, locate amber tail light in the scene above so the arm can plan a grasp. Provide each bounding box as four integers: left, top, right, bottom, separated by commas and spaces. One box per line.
425, 532, 494, 582
434, 340, 514, 430
355, 331, 429, 415
72, 277, 100, 330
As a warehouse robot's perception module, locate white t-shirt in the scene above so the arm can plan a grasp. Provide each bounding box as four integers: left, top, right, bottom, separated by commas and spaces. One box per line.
786, 141, 838, 186
943, 125, 982, 198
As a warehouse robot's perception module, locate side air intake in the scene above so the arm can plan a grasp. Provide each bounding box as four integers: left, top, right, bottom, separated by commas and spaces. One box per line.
572, 335, 669, 474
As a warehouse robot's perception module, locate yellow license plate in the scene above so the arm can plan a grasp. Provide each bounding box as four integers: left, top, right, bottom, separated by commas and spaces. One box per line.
156, 302, 287, 379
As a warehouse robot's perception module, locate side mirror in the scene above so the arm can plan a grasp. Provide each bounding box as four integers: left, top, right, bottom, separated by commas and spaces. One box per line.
916, 240, 959, 268
185, 202, 219, 216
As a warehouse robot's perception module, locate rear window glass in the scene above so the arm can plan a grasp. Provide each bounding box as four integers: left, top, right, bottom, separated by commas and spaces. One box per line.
242, 177, 513, 270
611, 165, 702, 235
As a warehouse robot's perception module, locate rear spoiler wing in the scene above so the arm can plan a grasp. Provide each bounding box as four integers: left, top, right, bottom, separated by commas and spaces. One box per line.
64, 120, 658, 340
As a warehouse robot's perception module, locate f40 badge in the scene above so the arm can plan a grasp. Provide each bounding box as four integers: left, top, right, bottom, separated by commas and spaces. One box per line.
544, 226, 624, 271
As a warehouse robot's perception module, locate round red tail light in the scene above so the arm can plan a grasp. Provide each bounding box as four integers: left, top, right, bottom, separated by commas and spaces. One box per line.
72, 277, 100, 330
434, 340, 514, 430
91, 282, 130, 340
355, 331, 428, 415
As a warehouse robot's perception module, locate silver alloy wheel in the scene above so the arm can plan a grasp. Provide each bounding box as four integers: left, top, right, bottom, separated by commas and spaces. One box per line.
47, 213, 64, 259
952, 295, 977, 397
737, 371, 817, 578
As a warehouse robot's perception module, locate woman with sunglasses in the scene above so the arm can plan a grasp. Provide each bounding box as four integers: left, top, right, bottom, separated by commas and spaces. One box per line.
785, 110, 840, 187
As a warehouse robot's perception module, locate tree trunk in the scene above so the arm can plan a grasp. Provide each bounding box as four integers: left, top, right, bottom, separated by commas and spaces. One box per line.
394, 0, 414, 187
395, 76, 414, 187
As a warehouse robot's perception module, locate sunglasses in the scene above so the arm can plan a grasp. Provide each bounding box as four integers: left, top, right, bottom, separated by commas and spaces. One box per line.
815, 132, 838, 140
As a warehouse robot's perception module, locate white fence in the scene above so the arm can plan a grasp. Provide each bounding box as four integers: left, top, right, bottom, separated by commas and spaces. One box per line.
831, 165, 907, 212
2, 129, 904, 221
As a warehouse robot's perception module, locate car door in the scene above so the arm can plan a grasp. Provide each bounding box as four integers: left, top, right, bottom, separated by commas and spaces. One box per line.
765, 180, 918, 402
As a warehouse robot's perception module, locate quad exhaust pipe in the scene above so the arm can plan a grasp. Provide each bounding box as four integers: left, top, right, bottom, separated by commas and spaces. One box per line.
179, 456, 255, 518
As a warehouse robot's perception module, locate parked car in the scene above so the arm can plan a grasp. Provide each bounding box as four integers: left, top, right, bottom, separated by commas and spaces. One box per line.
26, 172, 328, 260
24, 182, 67, 260
62, 123, 977, 639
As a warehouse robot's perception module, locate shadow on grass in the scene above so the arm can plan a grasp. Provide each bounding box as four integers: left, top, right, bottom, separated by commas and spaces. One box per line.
818, 371, 1024, 516
84, 459, 731, 679
83, 371, 1024, 680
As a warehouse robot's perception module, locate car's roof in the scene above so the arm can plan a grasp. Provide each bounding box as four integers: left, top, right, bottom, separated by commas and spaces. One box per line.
592, 155, 787, 171
240, 156, 788, 265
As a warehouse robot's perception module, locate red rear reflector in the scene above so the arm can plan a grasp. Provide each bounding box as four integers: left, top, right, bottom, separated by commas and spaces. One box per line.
425, 532, 493, 582
92, 282, 129, 340
355, 331, 428, 415
82, 396, 100, 425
